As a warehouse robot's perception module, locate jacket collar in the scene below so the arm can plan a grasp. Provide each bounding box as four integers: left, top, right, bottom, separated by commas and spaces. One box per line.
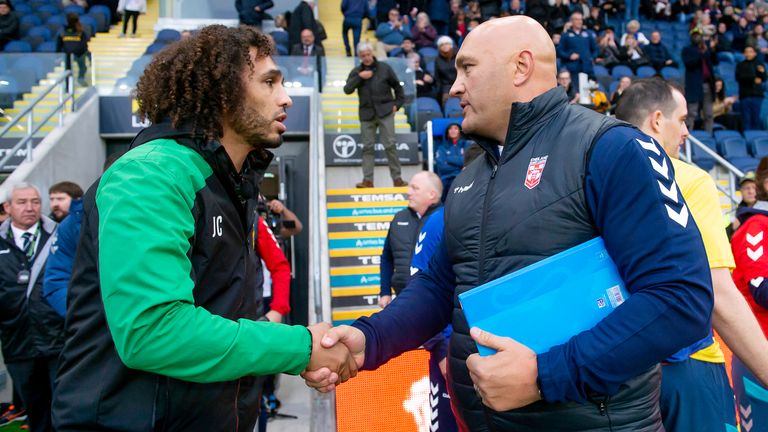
0, 215, 56, 243
471, 86, 568, 163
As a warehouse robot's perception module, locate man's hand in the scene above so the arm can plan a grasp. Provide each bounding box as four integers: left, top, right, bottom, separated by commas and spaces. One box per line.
756, 77, 763, 85
359, 70, 374, 80
267, 199, 285, 215
305, 323, 358, 389
378, 295, 392, 308
302, 325, 366, 392
758, 65, 765, 73
570, 53, 580, 61
466, 327, 541, 412
265, 310, 282, 323
665, 59, 673, 65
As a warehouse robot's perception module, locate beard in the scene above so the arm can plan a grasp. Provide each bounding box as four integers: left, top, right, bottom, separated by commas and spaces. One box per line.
229, 100, 284, 149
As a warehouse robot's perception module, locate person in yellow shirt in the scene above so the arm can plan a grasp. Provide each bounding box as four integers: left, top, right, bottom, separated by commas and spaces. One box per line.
616, 77, 768, 431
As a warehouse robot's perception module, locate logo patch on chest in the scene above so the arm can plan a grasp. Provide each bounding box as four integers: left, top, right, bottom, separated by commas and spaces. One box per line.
524, 155, 549, 189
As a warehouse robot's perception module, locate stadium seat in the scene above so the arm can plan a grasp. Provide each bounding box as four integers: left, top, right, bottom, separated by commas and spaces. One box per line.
62, 4, 85, 15
418, 47, 438, 64
691, 143, 716, 171
79, 15, 98, 36
414, 96, 443, 130
4, 41, 32, 52
745, 129, 768, 146
19, 14, 41, 35
276, 43, 288, 56
430, 117, 464, 137
714, 130, 742, 148
270, 31, 289, 52
593, 64, 609, 77
35, 41, 57, 52
26, 26, 51, 41
721, 136, 758, 170
47, 14, 66, 29
89, 5, 112, 25
156, 29, 182, 44
444, 97, 462, 118
388, 47, 403, 57
609, 80, 620, 95
752, 137, 768, 158
717, 63, 736, 81
611, 64, 634, 79
718, 52, 735, 63
86, 11, 108, 32
660, 67, 681, 79
145, 42, 167, 55
36, 4, 59, 22
694, 136, 718, 152
635, 65, 656, 78
14, 3, 33, 16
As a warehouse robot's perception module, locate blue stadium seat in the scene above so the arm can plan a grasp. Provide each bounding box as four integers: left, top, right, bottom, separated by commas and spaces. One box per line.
415, 96, 443, 129
388, 47, 403, 57
714, 130, 742, 147
611, 64, 634, 79
156, 29, 181, 43
691, 143, 716, 171
270, 31, 289, 51
717, 63, 736, 81
145, 42, 167, 55
745, 130, 768, 146
734, 52, 745, 63
276, 43, 288, 56
661, 66, 681, 79
26, 26, 51, 41
753, 137, 768, 158
694, 136, 718, 152
35, 40, 57, 52
444, 97, 462, 118
691, 129, 712, 139
47, 14, 66, 27
86, 11, 108, 32
636, 65, 656, 78
62, 4, 85, 15
89, 5, 112, 25
418, 47, 438, 64
36, 4, 59, 22
4, 41, 32, 52
720, 137, 758, 171
20, 14, 42, 32
14, 3, 33, 15
718, 51, 735, 63
79, 15, 98, 36
593, 64, 609, 77
430, 117, 464, 137
609, 80, 620, 95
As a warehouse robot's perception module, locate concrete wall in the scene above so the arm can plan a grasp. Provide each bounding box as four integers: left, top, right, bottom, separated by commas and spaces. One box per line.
0, 93, 105, 215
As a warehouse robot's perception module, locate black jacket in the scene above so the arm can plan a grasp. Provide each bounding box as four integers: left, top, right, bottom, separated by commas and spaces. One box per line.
288, 1, 318, 48
290, 42, 325, 57
344, 59, 405, 121
52, 123, 273, 432
0, 216, 63, 362
434, 53, 457, 95
0, 13, 18, 42
736, 57, 767, 99
682, 43, 719, 104
236, 0, 274, 27
443, 87, 663, 430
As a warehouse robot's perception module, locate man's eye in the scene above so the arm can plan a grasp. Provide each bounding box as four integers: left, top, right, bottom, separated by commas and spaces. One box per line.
266, 79, 274, 86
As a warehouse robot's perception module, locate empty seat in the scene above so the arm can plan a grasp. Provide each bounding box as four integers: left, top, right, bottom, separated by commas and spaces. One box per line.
444, 97, 462, 118
89, 5, 112, 26
62, 4, 85, 15
35, 40, 57, 52
611, 64, 634, 79
744, 129, 768, 145
593, 64, 609, 77
156, 29, 181, 44
753, 137, 768, 158
26, 25, 51, 41
714, 130, 742, 147
4, 41, 32, 52
691, 143, 716, 171
79, 15, 98, 36
721, 136, 750, 158
636, 65, 657, 78
414, 96, 442, 130
661, 66, 681, 79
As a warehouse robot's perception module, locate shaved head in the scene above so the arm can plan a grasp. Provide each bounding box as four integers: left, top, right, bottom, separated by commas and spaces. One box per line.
449, 16, 558, 143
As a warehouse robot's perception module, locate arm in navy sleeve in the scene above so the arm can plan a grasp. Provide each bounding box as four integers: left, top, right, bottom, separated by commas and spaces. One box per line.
43, 215, 80, 317
536, 127, 714, 403
379, 233, 394, 297
353, 237, 456, 370
751, 281, 768, 309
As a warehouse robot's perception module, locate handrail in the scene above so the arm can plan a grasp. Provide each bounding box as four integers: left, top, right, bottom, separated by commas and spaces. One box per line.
683, 134, 743, 209
0, 72, 74, 171
426, 120, 434, 172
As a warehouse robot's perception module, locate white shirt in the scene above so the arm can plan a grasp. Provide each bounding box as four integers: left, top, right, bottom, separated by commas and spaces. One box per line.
10, 223, 38, 251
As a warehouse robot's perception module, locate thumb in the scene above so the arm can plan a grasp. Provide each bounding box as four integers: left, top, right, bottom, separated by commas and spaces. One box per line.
321, 327, 343, 348
470, 327, 511, 352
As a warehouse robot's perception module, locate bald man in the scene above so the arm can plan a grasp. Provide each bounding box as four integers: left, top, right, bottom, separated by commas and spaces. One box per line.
305, 17, 713, 431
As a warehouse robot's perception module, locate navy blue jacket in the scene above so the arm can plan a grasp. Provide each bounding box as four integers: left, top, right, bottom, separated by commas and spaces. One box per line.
645, 41, 673, 66
341, 0, 367, 19
557, 28, 598, 76
352, 125, 713, 405
682, 43, 718, 104
43, 198, 84, 317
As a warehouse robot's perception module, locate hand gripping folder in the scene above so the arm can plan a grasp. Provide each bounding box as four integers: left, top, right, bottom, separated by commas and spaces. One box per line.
458, 237, 630, 356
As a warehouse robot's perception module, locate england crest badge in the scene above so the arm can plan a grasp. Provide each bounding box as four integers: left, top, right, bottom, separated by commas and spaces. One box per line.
524, 155, 548, 189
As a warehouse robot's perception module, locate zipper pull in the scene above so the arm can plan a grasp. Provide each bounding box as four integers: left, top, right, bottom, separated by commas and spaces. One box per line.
491, 163, 498, 179
598, 401, 607, 416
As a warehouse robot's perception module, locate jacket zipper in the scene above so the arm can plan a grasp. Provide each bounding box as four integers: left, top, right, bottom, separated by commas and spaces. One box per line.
477, 162, 498, 285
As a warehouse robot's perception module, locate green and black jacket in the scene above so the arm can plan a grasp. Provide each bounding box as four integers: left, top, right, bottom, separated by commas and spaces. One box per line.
53, 123, 311, 432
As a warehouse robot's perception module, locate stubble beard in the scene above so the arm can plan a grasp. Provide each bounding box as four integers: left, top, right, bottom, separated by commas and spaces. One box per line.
230, 101, 283, 150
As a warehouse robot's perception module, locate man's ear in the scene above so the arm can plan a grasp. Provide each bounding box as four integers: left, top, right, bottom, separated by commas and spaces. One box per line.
512, 50, 535, 86
649, 110, 664, 135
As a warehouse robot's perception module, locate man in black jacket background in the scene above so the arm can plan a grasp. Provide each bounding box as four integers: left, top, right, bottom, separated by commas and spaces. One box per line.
344, 42, 406, 188
736, 45, 767, 130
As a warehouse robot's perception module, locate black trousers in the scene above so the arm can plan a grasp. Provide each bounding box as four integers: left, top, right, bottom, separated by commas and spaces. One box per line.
6, 356, 58, 432
122, 10, 139, 34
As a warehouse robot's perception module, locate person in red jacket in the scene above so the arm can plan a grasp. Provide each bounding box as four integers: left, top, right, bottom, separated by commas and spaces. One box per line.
731, 201, 768, 430
256, 216, 291, 322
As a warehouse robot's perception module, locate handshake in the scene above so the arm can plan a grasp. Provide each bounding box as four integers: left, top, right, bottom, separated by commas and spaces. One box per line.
303, 323, 366, 392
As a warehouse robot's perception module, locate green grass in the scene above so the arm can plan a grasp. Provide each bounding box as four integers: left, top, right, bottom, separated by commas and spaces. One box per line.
0, 422, 25, 431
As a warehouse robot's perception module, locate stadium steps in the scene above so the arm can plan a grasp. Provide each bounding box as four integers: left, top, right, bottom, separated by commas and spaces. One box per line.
89, 0, 159, 88
326, 187, 408, 325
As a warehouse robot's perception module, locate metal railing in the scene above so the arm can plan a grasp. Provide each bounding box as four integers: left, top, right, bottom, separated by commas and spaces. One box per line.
683, 134, 743, 208
0, 71, 75, 172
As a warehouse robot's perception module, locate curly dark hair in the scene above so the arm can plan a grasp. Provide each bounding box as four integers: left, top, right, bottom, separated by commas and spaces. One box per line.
135, 25, 274, 140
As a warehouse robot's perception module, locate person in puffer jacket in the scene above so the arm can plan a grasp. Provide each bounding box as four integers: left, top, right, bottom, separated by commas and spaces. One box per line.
435, 122, 469, 201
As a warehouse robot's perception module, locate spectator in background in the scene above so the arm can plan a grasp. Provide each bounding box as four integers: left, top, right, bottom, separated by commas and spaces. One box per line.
0, 0, 18, 51
622, 33, 651, 71
395, 37, 426, 68
0, 184, 61, 432
551, 32, 561, 48
713, 77, 742, 131
610, 75, 632, 107
341, 0, 366, 56
0, 203, 7, 224
236, 0, 274, 28
595, 27, 624, 69
720, 6, 737, 29
558, 11, 598, 77
435, 123, 469, 200
288, 0, 318, 48
118, 0, 146, 38
43, 194, 83, 318
290, 28, 325, 79
759, 158, 768, 200
693, 12, 716, 42
585, 6, 605, 33
647, 30, 678, 72
273, 14, 289, 32
449, 8, 469, 44
747, 24, 768, 58
732, 17, 752, 53
715, 22, 734, 53
428, 0, 451, 36
525, 0, 550, 28
728, 172, 757, 235
736, 45, 766, 130
266, 199, 303, 237
467, 1, 482, 21
48, 181, 83, 223
57, 13, 91, 87
411, 12, 438, 49
377, 171, 442, 308
557, 69, 580, 104
621, 20, 649, 46
683, 30, 718, 133
479, 0, 501, 19
375, 9, 410, 58
508, 0, 524, 15
409, 53, 434, 98
548, 0, 570, 33
434, 36, 457, 106
344, 42, 406, 188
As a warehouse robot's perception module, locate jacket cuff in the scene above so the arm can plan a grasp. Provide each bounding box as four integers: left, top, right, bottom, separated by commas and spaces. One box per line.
536, 345, 582, 404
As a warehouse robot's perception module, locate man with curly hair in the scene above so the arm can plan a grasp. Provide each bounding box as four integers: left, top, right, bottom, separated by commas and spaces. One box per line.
51, 25, 356, 431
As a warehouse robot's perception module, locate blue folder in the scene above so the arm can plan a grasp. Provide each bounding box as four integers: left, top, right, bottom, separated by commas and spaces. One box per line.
458, 237, 630, 356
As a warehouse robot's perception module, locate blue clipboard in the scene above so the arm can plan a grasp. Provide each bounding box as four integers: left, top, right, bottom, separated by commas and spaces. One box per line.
458, 237, 630, 355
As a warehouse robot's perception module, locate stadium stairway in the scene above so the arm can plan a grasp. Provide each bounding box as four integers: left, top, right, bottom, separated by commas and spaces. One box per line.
318, 0, 411, 134
326, 187, 408, 325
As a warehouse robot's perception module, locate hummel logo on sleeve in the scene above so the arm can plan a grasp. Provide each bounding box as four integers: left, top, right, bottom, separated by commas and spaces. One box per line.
636, 138, 689, 228
747, 231, 764, 261
751, 277, 765, 287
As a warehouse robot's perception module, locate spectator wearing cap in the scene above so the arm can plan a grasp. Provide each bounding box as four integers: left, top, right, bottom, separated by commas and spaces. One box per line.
0, 0, 18, 50
375, 9, 411, 58
433, 36, 457, 106
411, 12, 438, 49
